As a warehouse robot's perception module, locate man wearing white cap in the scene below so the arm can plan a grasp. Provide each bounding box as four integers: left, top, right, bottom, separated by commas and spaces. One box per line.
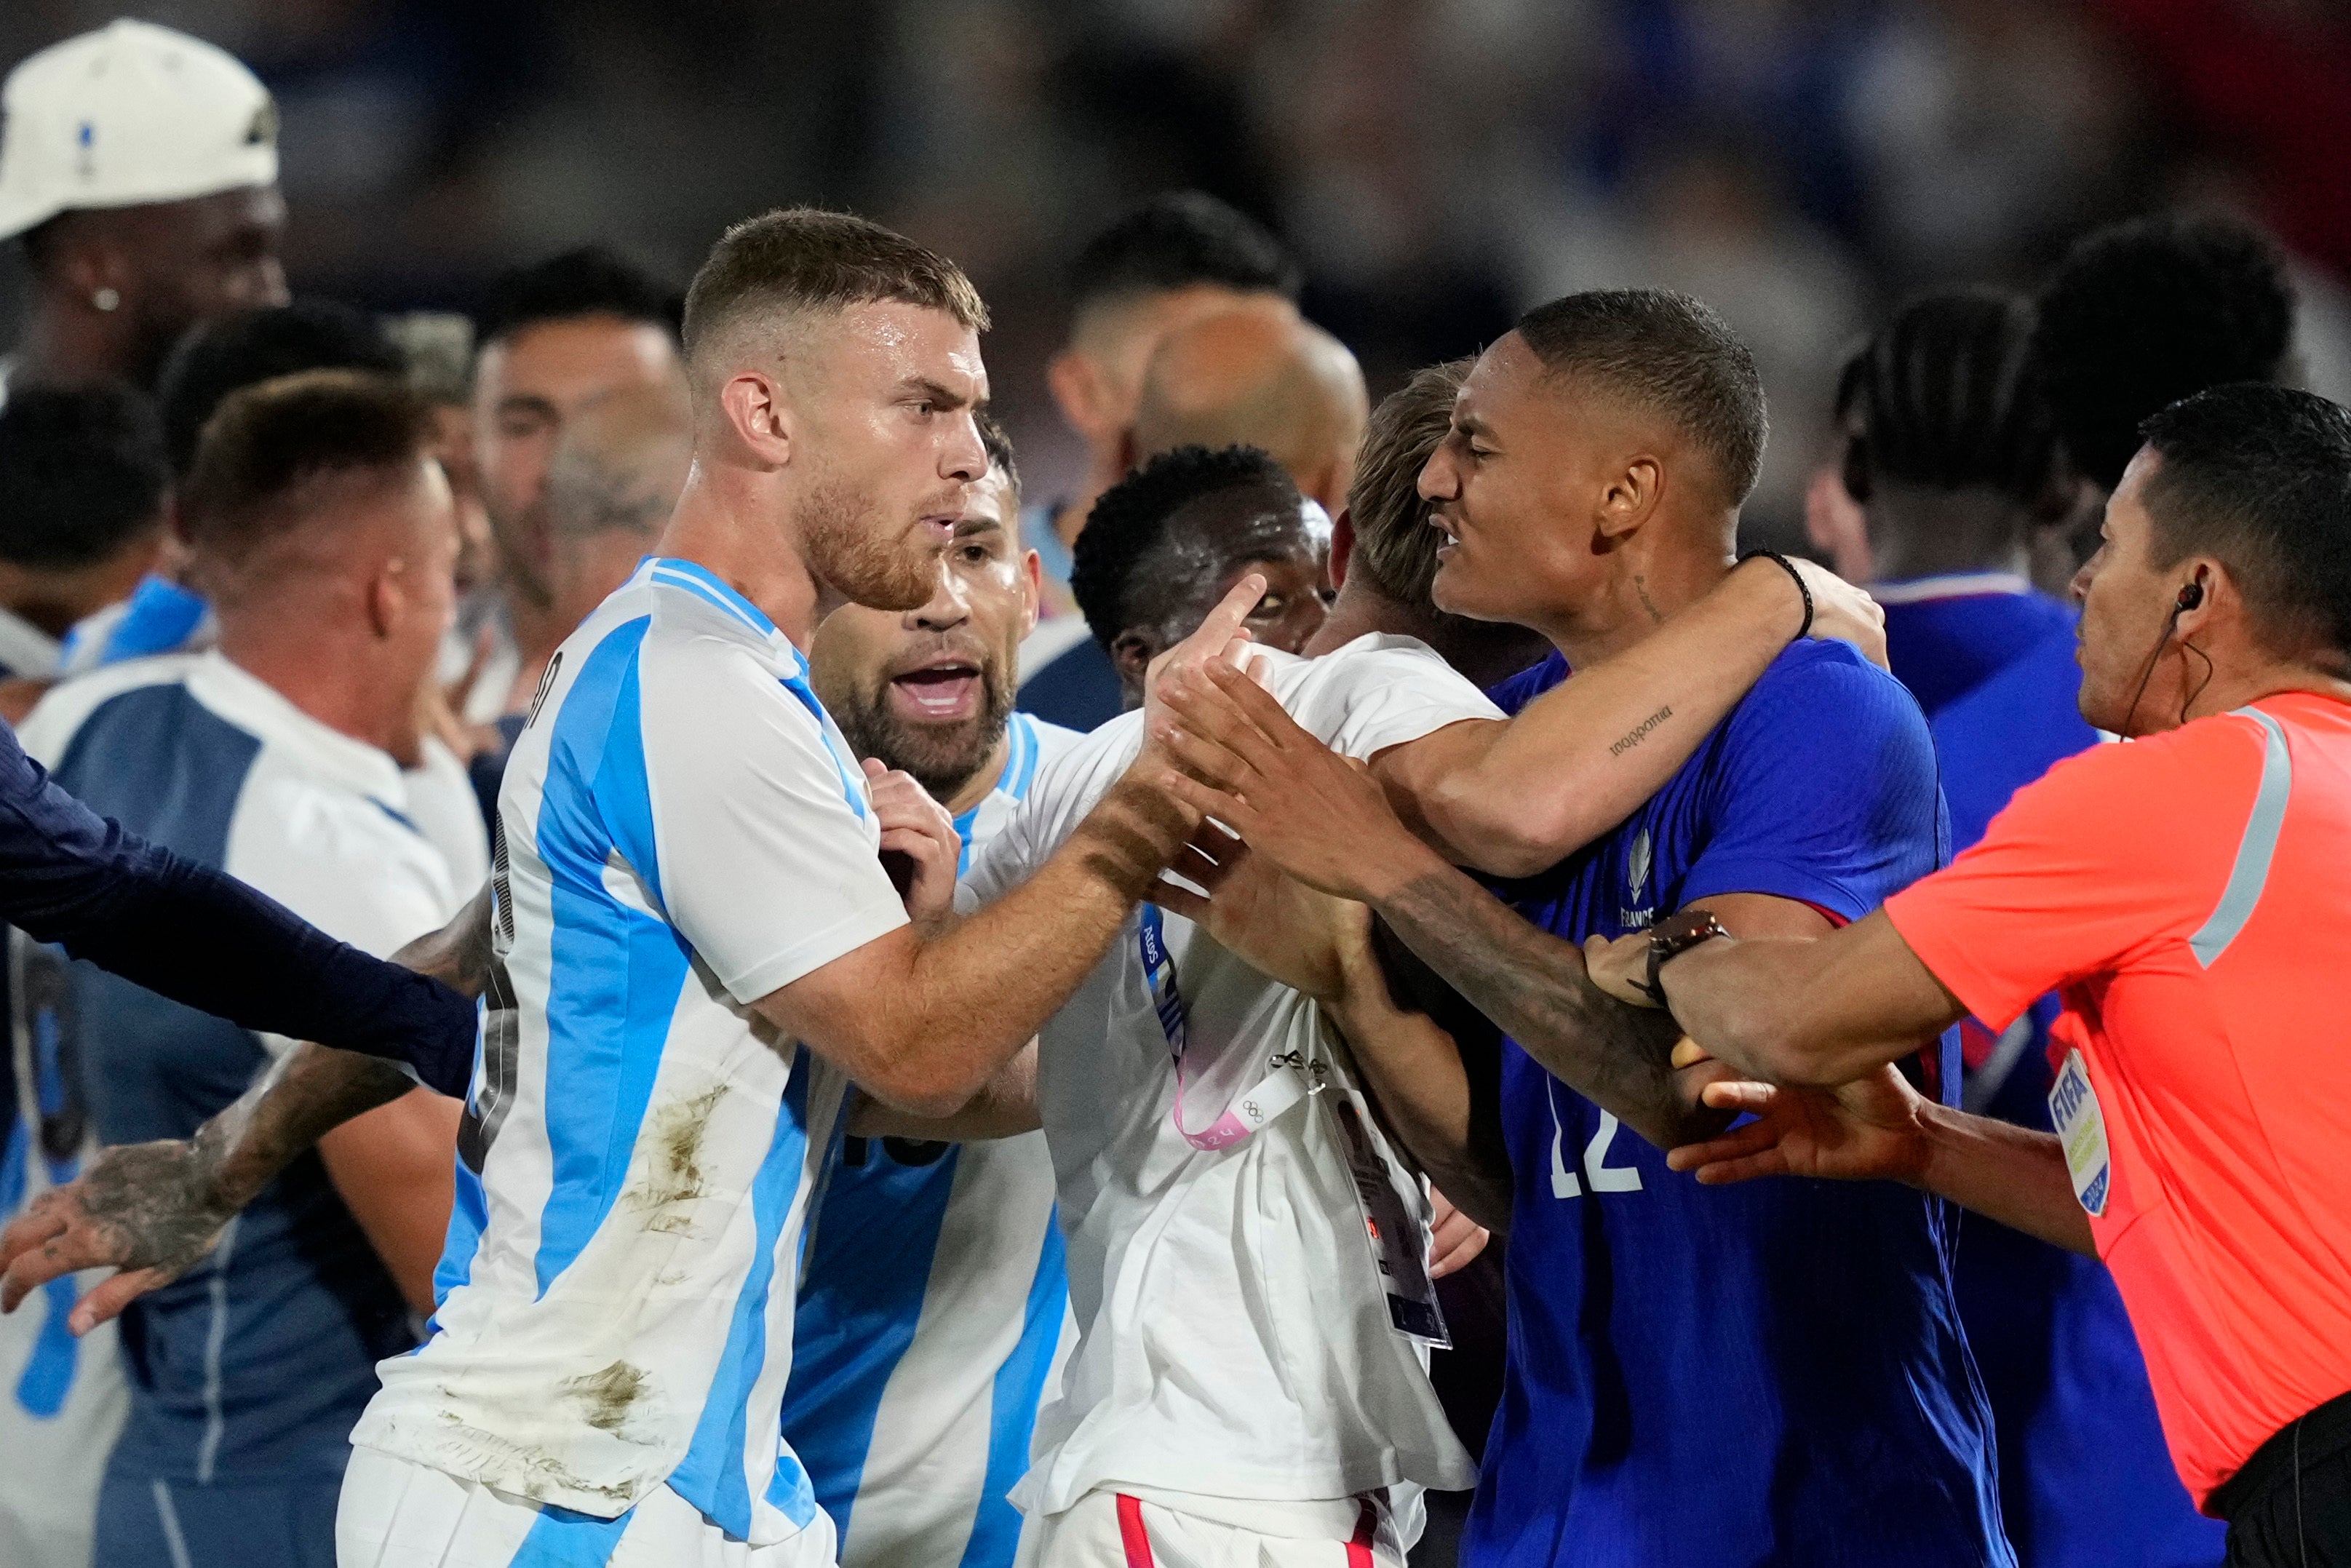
0, 18, 288, 399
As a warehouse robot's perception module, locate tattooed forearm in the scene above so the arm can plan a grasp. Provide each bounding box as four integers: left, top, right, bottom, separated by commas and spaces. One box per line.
393, 880, 496, 1000
1610, 706, 1673, 757
1372, 864, 1720, 1150
202, 1043, 415, 1211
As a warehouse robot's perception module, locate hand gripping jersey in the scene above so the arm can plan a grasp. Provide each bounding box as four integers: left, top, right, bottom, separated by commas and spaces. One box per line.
959, 636, 1491, 1527
783, 712, 1083, 1568
355, 558, 910, 1548
1470, 642, 2012, 1568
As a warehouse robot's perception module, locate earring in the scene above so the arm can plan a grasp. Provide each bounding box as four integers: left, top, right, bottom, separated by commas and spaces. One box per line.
91, 287, 119, 312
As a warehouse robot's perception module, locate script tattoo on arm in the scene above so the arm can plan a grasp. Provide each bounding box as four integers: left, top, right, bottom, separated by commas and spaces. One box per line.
1609, 706, 1673, 758
1372, 864, 1722, 1151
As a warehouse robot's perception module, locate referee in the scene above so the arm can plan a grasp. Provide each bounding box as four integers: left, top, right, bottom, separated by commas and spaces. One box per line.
1598, 383, 2351, 1564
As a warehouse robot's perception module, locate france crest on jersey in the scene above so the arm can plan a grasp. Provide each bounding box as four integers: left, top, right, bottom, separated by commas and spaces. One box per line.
1468, 642, 2011, 1568
784, 712, 1079, 1568
354, 558, 912, 1548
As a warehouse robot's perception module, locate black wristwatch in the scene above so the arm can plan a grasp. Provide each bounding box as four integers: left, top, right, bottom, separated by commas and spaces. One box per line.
1646, 907, 1732, 1011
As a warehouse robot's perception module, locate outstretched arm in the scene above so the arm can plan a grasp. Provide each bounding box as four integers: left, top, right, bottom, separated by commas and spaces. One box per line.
1584, 910, 1967, 1088
1375, 556, 1883, 877
0, 1040, 413, 1330
0, 725, 482, 1095
1155, 663, 1726, 1153
1665, 1067, 2094, 1255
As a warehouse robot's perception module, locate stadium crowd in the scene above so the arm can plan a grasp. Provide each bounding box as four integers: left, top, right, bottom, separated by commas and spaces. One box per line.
0, 16, 2345, 1568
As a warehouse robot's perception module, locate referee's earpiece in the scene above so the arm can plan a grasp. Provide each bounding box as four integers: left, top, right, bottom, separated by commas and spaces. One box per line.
2176, 581, 2204, 613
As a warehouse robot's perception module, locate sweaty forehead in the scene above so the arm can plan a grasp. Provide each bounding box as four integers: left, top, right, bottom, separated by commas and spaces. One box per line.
1163, 484, 1316, 562
770, 299, 989, 397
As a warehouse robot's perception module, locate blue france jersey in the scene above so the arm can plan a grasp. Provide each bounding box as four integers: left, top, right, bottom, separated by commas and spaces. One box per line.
356, 558, 910, 1548
1467, 641, 2011, 1568
1875, 573, 2076, 718
1897, 611, 2221, 1568
783, 713, 1080, 1568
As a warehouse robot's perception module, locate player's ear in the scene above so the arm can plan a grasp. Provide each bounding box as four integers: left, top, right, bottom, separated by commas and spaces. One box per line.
1046, 350, 1110, 443
1597, 456, 1661, 541
1017, 548, 1042, 640
367, 557, 405, 639
1110, 629, 1157, 692
1329, 510, 1355, 592
717, 371, 792, 468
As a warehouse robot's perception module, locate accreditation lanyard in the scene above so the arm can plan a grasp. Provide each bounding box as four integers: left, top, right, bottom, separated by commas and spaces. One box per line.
1134, 908, 1451, 1346
1138, 904, 1324, 1151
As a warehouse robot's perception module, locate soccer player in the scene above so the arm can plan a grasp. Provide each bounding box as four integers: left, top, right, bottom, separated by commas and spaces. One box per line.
1825, 290, 2215, 1566
1591, 383, 2351, 1568
1070, 445, 1334, 709
1155, 291, 2012, 1566
0, 207, 1231, 1568
454, 247, 685, 725
1020, 193, 1302, 728
0, 20, 287, 399
12, 371, 472, 1568
1306, 358, 1550, 688
783, 418, 1081, 1568
961, 397, 1890, 1567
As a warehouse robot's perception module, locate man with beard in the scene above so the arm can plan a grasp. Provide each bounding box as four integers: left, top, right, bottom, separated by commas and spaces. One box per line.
784, 417, 1083, 1568
0, 20, 287, 402
0, 207, 1228, 1568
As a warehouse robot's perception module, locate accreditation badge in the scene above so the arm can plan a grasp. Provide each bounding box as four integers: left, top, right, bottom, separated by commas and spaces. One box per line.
2047, 1048, 2112, 1217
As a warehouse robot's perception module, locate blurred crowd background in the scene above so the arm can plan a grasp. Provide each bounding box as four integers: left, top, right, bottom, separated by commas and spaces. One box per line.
6, 0, 2351, 552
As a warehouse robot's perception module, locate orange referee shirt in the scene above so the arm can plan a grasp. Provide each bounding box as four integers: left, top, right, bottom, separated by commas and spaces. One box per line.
1885, 691, 2351, 1509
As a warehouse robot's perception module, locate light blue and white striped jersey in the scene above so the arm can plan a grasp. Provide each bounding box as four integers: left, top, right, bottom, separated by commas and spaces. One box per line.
783, 712, 1079, 1568
355, 558, 910, 1548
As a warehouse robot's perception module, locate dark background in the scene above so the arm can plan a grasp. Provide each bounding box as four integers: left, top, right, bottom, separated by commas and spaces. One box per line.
7, 0, 2351, 547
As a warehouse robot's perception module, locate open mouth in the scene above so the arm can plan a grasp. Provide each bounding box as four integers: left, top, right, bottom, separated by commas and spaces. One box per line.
889, 660, 983, 722
918, 514, 958, 548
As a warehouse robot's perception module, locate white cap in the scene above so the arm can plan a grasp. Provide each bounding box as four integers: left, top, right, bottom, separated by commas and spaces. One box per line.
0, 19, 277, 241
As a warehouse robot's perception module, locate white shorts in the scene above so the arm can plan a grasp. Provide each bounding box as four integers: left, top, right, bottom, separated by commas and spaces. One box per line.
337, 1446, 840, 1568
1013, 1488, 1406, 1568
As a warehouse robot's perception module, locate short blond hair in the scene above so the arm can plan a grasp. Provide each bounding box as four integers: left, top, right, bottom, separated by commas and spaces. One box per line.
682, 207, 987, 366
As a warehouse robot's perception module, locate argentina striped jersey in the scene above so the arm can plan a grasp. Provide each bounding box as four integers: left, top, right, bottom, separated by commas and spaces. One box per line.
782, 712, 1081, 1568
354, 557, 910, 1545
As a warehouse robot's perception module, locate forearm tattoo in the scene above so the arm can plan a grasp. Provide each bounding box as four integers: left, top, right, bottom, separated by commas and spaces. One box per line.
1377, 867, 1686, 1128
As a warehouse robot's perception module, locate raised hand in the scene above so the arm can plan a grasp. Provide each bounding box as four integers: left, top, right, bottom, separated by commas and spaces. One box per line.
866, 760, 960, 928
1147, 817, 1365, 1003
1664, 1063, 1930, 1187
1142, 573, 1268, 741
1153, 658, 1428, 903
0, 1139, 234, 1333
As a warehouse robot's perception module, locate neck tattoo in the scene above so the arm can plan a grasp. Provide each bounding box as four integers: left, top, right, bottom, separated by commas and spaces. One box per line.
1634, 573, 1666, 626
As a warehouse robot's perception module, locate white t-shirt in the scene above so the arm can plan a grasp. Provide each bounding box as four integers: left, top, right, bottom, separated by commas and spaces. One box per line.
958, 634, 1497, 1517
357, 557, 910, 1546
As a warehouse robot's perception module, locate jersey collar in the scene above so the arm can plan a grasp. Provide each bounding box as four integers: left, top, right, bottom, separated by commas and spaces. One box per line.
1871, 571, 2035, 605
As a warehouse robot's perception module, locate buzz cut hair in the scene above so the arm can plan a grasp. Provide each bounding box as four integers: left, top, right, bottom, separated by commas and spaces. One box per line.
681, 207, 988, 367
180, 369, 437, 564
1513, 289, 1767, 506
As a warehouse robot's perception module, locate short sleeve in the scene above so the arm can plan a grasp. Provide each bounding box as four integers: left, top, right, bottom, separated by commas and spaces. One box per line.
958, 715, 1142, 914
1297, 639, 1507, 760
1884, 719, 2256, 1031
1679, 647, 1944, 922
637, 637, 907, 1003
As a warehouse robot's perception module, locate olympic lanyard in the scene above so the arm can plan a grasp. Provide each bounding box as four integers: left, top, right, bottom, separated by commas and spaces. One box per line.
1137, 904, 1324, 1150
